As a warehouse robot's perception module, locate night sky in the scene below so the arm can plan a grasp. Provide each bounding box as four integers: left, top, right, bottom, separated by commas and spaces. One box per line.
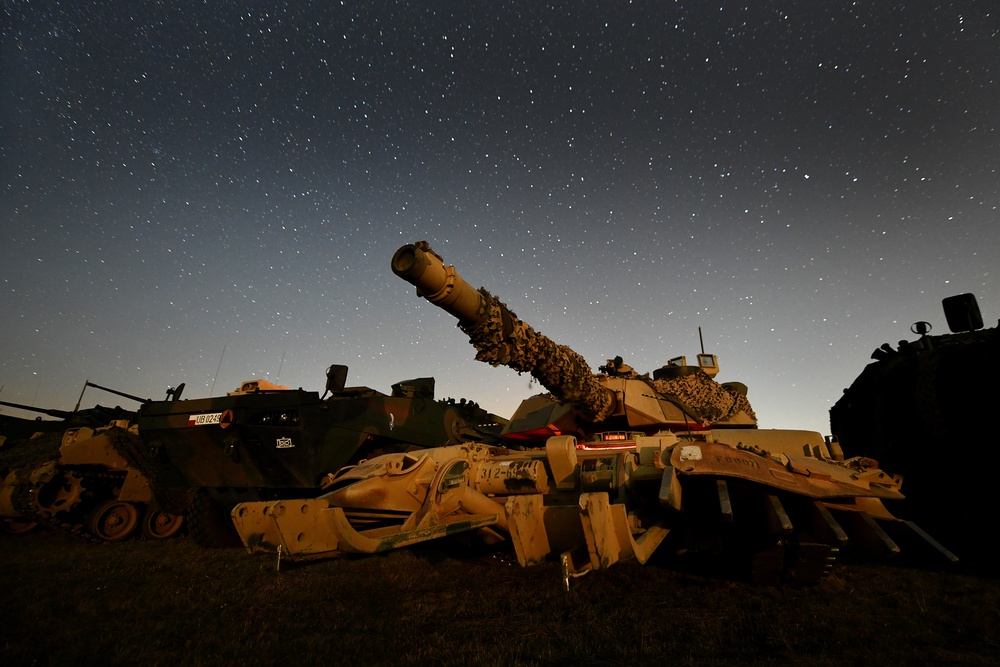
2, 2, 998, 433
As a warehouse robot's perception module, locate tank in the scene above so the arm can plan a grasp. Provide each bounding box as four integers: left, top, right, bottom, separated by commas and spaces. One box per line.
135, 364, 505, 546
390, 242, 758, 439
0, 421, 184, 540
229, 242, 956, 586
830, 293, 999, 564
0, 384, 184, 540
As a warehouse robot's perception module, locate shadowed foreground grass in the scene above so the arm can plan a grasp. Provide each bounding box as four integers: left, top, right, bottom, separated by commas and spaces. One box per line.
1, 531, 997, 666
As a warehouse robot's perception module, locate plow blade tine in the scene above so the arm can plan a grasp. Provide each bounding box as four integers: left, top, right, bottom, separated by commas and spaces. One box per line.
890, 520, 960, 564
810, 502, 849, 546
717, 479, 733, 522
903, 521, 960, 563
850, 511, 901, 557
765, 495, 794, 535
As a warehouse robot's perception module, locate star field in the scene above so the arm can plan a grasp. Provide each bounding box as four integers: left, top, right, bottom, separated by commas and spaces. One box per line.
2, 2, 998, 431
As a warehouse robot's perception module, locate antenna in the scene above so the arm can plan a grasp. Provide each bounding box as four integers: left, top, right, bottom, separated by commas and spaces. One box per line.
699, 327, 706, 355
276, 351, 286, 384
211, 344, 226, 395
73, 379, 89, 413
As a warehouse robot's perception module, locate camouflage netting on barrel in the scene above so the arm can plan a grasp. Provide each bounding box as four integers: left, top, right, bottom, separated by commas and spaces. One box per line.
650, 372, 756, 424
459, 289, 617, 422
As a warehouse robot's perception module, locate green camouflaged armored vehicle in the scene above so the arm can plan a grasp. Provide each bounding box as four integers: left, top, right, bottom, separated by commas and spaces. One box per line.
136, 364, 505, 546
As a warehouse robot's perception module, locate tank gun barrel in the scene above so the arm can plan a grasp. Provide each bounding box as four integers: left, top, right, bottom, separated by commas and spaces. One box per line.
390, 243, 489, 326
75, 381, 151, 411
391, 241, 616, 422
0, 399, 77, 421
0, 380, 149, 423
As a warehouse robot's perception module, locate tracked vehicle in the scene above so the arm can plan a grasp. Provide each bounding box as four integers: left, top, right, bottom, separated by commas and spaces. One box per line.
231, 242, 955, 585
0, 384, 184, 540
831, 293, 999, 564
0, 422, 183, 540
136, 366, 505, 546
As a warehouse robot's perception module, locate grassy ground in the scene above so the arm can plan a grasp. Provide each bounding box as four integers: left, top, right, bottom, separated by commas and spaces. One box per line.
1, 530, 997, 666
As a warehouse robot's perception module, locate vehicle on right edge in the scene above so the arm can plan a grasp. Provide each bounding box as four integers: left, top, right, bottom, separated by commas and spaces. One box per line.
831, 293, 998, 566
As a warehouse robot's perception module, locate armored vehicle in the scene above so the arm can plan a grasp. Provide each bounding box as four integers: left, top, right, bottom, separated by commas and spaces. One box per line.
230, 242, 955, 586
0, 422, 184, 540
0, 384, 184, 540
136, 365, 505, 546
830, 293, 999, 564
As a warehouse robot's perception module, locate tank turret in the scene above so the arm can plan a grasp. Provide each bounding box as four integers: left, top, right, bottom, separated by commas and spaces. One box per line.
391, 241, 755, 441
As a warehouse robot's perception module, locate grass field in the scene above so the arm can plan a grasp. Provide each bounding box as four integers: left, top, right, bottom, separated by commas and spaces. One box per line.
1, 530, 997, 666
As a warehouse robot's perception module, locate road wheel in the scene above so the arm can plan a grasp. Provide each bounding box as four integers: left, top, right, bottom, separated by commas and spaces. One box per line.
86, 500, 139, 542
141, 506, 185, 539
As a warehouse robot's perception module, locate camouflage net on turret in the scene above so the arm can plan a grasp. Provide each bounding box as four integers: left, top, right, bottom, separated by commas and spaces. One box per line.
650, 372, 756, 424
457, 288, 755, 426
458, 289, 617, 422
